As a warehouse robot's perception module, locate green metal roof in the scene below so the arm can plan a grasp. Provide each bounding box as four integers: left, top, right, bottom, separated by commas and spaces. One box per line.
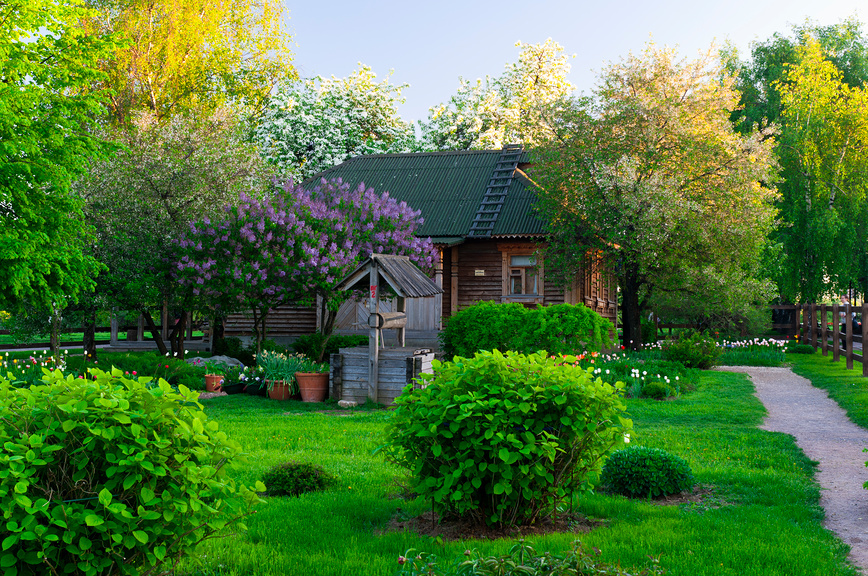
306, 149, 547, 240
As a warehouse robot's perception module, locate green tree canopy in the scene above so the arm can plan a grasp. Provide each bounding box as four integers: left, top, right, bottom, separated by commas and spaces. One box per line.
0, 0, 115, 313
532, 43, 778, 349
84, 0, 295, 123
730, 18, 868, 302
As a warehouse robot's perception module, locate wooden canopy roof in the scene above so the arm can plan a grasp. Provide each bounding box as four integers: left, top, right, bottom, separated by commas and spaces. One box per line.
335, 254, 442, 298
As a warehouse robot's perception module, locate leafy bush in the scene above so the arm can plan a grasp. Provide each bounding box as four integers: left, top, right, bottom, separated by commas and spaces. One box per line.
641, 381, 673, 400
65, 351, 207, 390
661, 331, 721, 369
788, 343, 816, 354
601, 446, 694, 499
440, 301, 613, 358
291, 332, 368, 362
381, 350, 632, 527
262, 461, 336, 497
396, 540, 664, 576
0, 368, 263, 575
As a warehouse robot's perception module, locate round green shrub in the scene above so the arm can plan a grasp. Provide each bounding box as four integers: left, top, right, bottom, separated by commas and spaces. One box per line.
0, 368, 264, 575
381, 350, 633, 527
661, 331, 721, 369
640, 381, 672, 400
262, 461, 336, 497
601, 446, 694, 499
788, 343, 816, 354
439, 301, 614, 358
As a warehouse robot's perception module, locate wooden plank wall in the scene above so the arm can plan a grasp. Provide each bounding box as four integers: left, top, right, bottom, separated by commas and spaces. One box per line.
333, 296, 441, 331
224, 306, 317, 337
455, 240, 503, 309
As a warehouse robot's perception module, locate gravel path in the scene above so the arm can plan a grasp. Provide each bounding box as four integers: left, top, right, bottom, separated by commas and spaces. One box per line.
719, 366, 868, 572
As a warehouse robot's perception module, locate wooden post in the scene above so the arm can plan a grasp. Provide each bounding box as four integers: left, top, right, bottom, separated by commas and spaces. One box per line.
450, 246, 459, 315
434, 249, 443, 331
396, 296, 406, 347
110, 310, 119, 346
832, 303, 840, 362
811, 303, 817, 349
368, 262, 380, 403
821, 304, 828, 355
846, 303, 853, 370
137, 313, 144, 341
863, 303, 868, 377
161, 300, 169, 341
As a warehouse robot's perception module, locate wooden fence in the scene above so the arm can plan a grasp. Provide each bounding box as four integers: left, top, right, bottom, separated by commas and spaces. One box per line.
797, 303, 867, 377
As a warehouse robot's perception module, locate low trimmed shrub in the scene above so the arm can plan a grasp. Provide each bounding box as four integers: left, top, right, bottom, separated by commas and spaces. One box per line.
440, 301, 614, 358
65, 351, 207, 390
788, 343, 816, 354
381, 350, 632, 527
0, 368, 263, 575
262, 461, 336, 497
601, 446, 694, 499
396, 540, 664, 576
291, 333, 367, 362
661, 331, 721, 369
641, 381, 673, 400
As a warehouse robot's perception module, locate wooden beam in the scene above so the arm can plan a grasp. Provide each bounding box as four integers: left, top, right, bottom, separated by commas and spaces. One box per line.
450, 246, 459, 315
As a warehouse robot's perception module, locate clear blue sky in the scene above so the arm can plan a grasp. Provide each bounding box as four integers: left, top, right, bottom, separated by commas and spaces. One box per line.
283, 0, 868, 124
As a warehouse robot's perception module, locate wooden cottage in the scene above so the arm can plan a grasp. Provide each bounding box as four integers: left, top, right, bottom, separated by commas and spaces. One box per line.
226, 145, 617, 343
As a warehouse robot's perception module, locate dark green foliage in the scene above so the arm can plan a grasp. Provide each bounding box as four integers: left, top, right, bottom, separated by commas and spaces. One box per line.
65, 351, 206, 390
440, 301, 613, 358
0, 369, 263, 575
381, 350, 632, 527
291, 332, 368, 362
788, 344, 817, 355
601, 446, 694, 499
641, 318, 658, 345
261, 461, 337, 497
214, 336, 255, 366
661, 331, 721, 369
396, 540, 664, 576
641, 381, 673, 400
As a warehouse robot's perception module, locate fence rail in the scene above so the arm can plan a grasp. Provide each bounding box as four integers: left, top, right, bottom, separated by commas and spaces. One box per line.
796, 303, 867, 377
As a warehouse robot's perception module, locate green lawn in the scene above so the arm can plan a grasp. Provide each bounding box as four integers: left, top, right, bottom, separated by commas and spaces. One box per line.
171, 369, 858, 576
788, 350, 868, 428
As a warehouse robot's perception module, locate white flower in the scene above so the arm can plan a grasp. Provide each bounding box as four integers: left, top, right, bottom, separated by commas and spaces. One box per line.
623, 433, 631, 444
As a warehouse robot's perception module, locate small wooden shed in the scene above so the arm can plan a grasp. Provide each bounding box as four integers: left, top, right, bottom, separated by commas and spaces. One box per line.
330, 254, 442, 405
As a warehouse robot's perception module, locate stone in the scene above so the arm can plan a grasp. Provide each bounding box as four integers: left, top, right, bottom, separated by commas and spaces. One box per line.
337, 400, 358, 409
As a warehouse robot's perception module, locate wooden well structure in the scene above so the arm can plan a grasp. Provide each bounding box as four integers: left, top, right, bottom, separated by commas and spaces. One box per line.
330, 254, 442, 404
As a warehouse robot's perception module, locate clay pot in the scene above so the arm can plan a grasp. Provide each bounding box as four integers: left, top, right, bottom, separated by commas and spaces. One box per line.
267, 380, 292, 400
204, 374, 224, 392
296, 372, 328, 403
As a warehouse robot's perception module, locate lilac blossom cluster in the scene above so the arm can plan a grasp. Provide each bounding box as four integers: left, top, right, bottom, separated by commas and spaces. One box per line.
174, 178, 437, 316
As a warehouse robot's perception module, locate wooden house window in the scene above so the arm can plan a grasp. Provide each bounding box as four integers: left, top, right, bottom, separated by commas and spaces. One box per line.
509, 255, 537, 295
499, 244, 544, 304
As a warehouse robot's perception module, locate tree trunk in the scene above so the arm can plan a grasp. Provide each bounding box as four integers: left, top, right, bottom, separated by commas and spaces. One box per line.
169, 310, 187, 359
211, 314, 226, 354
621, 265, 643, 351
141, 310, 169, 356
49, 306, 61, 363
82, 308, 98, 361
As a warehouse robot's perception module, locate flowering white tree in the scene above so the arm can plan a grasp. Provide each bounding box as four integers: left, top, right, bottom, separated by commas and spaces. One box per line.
255, 65, 416, 182
420, 39, 574, 150
532, 43, 778, 349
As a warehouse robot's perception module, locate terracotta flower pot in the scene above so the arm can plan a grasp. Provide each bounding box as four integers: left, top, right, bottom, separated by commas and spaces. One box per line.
267, 380, 292, 400
204, 374, 224, 392
296, 372, 328, 403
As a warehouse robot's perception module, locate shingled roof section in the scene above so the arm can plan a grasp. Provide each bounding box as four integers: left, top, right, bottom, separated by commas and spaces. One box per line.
304, 148, 548, 242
